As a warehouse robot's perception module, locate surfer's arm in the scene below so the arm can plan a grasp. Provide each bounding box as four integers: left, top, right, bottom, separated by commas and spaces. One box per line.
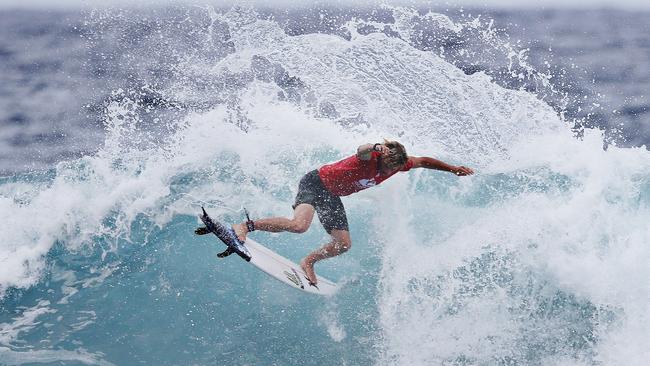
357, 143, 389, 160
408, 156, 474, 176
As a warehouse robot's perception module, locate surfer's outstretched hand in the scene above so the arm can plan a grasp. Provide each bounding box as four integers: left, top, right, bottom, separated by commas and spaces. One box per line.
453, 166, 474, 176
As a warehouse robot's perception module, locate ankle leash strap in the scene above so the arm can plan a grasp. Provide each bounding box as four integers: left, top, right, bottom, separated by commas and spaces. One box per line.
244, 208, 255, 232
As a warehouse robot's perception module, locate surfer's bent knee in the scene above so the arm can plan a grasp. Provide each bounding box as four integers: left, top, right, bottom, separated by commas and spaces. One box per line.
335, 238, 352, 253
290, 219, 310, 233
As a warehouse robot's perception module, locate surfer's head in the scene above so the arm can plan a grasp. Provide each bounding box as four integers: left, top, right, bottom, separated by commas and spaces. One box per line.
382, 139, 408, 169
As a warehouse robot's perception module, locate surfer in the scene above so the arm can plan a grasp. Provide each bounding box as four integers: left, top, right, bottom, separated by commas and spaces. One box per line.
233, 141, 474, 285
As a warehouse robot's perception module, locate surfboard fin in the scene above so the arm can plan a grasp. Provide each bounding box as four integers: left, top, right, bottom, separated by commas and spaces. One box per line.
194, 227, 210, 235
217, 247, 234, 258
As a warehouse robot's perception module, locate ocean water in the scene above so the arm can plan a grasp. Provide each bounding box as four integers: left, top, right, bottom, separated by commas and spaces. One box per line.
1, 4, 649, 366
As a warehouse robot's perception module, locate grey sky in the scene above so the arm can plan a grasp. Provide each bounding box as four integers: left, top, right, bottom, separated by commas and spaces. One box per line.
1, 0, 650, 10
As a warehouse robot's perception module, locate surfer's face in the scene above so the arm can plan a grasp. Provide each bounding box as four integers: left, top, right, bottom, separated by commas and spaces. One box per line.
381, 149, 406, 170
381, 153, 404, 171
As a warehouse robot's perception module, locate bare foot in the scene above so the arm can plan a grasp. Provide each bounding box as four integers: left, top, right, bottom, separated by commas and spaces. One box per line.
300, 257, 318, 286
232, 223, 248, 243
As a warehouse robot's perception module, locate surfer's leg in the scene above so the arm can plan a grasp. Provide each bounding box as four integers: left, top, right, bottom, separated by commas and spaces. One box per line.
300, 191, 349, 285
234, 170, 322, 241
300, 229, 351, 285
233, 204, 315, 241
253, 204, 315, 233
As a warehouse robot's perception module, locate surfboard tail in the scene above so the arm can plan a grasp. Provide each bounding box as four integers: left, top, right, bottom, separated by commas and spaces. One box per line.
199, 207, 252, 262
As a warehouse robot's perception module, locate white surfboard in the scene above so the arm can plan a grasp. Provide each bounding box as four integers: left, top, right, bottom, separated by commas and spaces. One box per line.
198, 207, 337, 296
244, 238, 338, 296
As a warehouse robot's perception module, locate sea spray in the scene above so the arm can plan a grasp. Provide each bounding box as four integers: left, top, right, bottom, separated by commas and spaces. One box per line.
0, 5, 647, 366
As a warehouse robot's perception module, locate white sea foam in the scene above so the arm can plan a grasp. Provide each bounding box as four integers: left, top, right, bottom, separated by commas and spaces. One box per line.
0, 346, 115, 366
376, 129, 650, 365
0, 300, 55, 345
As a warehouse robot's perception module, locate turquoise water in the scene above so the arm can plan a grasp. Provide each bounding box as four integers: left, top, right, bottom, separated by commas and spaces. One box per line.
1, 5, 649, 366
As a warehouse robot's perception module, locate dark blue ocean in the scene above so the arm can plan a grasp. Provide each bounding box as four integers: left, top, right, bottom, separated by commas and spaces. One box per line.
1, 4, 649, 366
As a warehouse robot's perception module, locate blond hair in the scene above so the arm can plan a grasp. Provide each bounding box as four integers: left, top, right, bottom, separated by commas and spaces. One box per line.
383, 139, 408, 168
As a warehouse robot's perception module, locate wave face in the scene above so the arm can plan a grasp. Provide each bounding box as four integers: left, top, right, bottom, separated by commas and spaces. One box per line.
1, 6, 649, 366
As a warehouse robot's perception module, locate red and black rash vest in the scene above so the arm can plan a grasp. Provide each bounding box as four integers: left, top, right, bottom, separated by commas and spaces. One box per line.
318, 151, 414, 196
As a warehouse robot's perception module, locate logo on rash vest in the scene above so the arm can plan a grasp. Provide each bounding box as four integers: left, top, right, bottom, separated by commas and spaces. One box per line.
354, 178, 377, 189
283, 269, 305, 289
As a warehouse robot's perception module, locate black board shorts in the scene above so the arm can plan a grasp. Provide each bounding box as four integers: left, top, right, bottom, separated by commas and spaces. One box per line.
293, 170, 349, 233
